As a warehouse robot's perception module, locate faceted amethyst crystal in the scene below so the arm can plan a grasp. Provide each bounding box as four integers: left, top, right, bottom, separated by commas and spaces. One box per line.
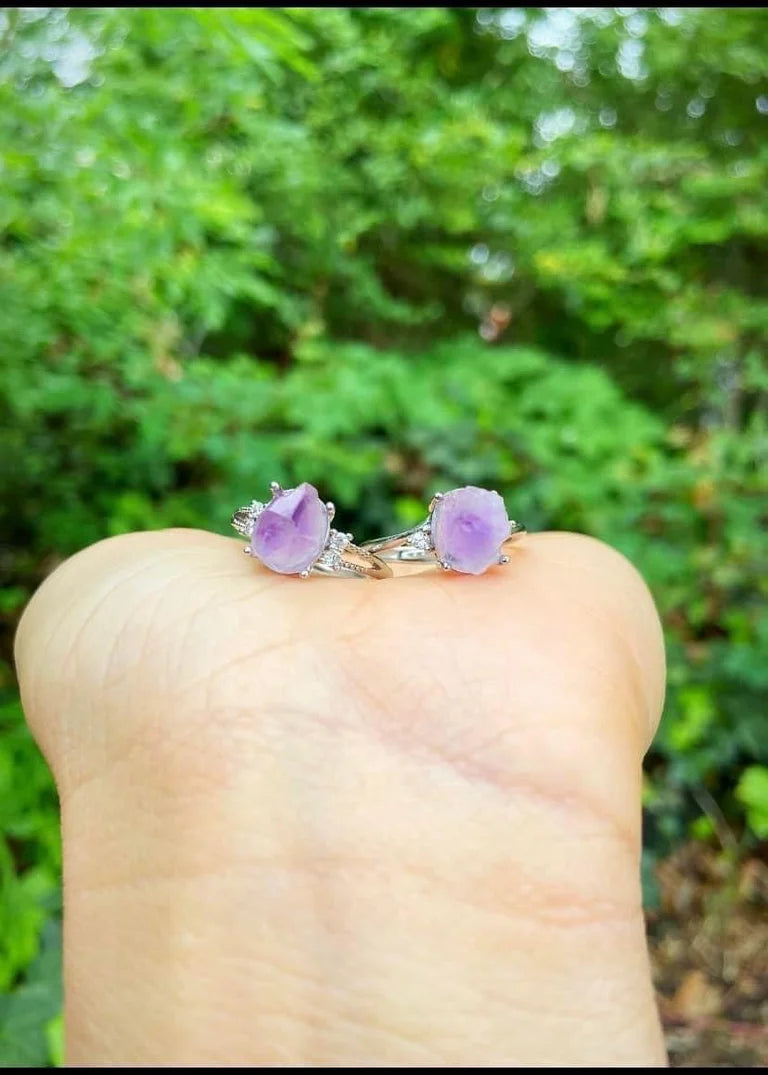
251, 483, 329, 575
431, 486, 511, 575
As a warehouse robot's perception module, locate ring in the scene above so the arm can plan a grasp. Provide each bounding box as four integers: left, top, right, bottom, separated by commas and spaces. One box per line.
361, 485, 526, 575
231, 481, 392, 580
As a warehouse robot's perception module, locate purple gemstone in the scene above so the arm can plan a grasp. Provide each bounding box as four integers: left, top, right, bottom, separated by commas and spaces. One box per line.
251, 483, 329, 575
431, 486, 511, 575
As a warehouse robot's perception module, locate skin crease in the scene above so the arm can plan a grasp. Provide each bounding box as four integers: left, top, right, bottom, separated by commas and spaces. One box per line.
15, 528, 668, 1067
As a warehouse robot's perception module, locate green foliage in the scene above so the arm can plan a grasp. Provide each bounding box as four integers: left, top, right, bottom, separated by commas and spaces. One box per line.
0, 921, 62, 1067
0, 6, 766, 1063
736, 766, 768, 839
0, 692, 61, 985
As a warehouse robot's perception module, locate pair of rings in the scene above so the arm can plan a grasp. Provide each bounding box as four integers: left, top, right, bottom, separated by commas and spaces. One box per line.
231, 482, 527, 580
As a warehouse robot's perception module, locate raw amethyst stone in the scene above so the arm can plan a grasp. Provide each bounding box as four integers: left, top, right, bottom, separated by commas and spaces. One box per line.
431, 486, 511, 575
251, 483, 329, 575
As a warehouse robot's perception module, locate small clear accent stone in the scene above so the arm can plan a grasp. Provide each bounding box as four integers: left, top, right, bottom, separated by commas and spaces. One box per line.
329, 529, 351, 550
408, 526, 432, 551
315, 529, 352, 570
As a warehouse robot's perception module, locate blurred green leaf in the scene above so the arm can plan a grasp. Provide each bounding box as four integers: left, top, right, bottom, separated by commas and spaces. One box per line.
735, 766, 768, 839
0, 921, 62, 1067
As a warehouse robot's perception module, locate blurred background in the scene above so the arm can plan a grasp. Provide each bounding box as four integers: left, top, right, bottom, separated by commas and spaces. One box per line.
0, 7, 766, 1066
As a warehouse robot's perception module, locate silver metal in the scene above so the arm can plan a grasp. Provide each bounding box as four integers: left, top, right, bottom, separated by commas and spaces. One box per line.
310, 549, 391, 580
231, 482, 391, 580
361, 493, 527, 570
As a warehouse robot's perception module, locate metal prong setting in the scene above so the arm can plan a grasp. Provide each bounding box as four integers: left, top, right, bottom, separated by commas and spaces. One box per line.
232, 501, 263, 538
326, 501, 336, 521
499, 554, 510, 565
270, 480, 282, 496
428, 491, 444, 513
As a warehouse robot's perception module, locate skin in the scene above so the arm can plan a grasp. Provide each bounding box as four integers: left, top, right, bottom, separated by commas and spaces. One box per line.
15, 528, 668, 1067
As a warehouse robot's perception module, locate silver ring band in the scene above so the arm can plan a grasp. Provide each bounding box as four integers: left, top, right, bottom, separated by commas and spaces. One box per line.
365, 520, 527, 563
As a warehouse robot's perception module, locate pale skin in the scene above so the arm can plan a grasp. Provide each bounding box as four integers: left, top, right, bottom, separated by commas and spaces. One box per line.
15, 528, 668, 1066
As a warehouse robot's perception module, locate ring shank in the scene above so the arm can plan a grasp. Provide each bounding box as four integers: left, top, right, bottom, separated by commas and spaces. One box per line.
361, 525, 424, 557
313, 548, 392, 579
375, 546, 436, 563
363, 521, 527, 563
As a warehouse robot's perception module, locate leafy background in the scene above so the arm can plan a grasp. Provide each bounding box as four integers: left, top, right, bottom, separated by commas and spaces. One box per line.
0, 6, 766, 1066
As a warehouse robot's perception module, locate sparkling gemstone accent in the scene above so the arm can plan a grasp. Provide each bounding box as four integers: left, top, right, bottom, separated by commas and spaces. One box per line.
407, 526, 433, 551
251, 483, 329, 574
315, 529, 352, 570
431, 486, 511, 575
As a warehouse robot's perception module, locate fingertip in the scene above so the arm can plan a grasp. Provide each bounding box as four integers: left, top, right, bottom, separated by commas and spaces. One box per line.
14, 528, 238, 764
15, 528, 221, 656
514, 531, 666, 748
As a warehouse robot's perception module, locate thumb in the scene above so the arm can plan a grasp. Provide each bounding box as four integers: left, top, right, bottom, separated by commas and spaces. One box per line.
15, 528, 668, 1066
